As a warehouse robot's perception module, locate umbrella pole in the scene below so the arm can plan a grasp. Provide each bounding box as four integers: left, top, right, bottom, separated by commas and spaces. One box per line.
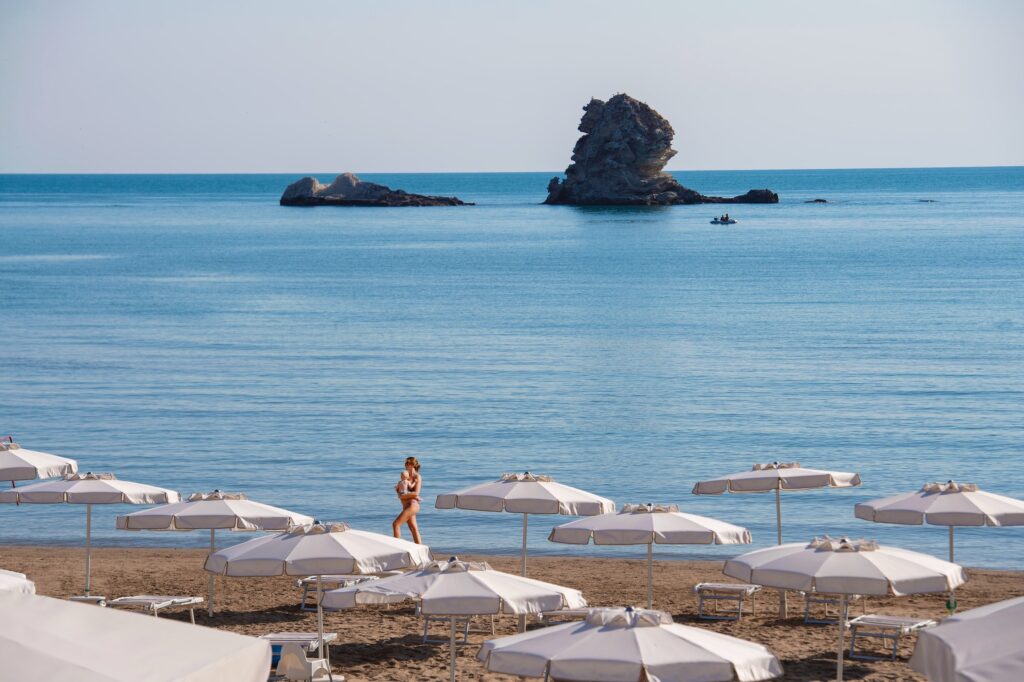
775, 487, 787, 618
85, 503, 92, 596
647, 543, 653, 609
836, 594, 848, 681
518, 513, 528, 632
317, 575, 325, 659
449, 617, 457, 682
208, 529, 216, 617
947, 526, 957, 613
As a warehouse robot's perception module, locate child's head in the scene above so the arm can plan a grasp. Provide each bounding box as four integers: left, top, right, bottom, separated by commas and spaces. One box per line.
399, 470, 411, 481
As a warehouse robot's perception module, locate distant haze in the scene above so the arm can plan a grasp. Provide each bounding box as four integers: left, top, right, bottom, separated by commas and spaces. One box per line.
1, 0, 1022, 173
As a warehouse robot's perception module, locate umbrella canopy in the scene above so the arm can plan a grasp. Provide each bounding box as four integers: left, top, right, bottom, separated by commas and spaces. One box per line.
549, 503, 751, 608
909, 595, 1024, 682
0, 569, 35, 595
323, 558, 585, 682
694, 461, 861, 617
436, 472, 615, 577
0, 592, 271, 682
0, 472, 179, 596
0, 438, 78, 486
117, 490, 314, 615
206, 522, 432, 661
478, 606, 783, 682
725, 536, 965, 681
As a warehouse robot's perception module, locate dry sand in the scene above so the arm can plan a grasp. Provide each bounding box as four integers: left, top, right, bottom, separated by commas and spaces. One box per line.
3, 545, 1022, 681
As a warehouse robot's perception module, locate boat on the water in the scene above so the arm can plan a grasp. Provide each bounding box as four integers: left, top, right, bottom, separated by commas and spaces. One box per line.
710, 217, 737, 225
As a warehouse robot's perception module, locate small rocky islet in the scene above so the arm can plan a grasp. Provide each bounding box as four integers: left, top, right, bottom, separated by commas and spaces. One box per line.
280, 93, 779, 208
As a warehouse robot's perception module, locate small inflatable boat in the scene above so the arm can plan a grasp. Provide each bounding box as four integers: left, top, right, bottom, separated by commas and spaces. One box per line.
710, 218, 737, 225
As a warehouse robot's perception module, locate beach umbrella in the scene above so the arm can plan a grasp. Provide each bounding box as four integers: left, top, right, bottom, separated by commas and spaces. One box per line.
909, 595, 1024, 682
0, 437, 77, 488
478, 606, 783, 682
724, 535, 965, 681
0, 569, 35, 595
855, 480, 1024, 611
322, 557, 586, 682
0, 472, 179, 596
436, 472, 615, 577
205, 521, 432, 663
116, 490, 313, 616
693, 461, 861, 615
549, 503, 751, 608
0, 592, 271, 682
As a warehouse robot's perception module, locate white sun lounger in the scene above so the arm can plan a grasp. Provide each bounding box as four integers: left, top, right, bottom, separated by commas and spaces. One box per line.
801, 592, 866, 625
262, 632, 339, 681
106, 595, 204, 624
847, 614, 937, 661
694, 583, 760, 621
297, 575, 378, 612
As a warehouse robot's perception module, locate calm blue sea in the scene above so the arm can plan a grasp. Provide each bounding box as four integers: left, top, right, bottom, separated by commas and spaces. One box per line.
1, 168, 1022, 568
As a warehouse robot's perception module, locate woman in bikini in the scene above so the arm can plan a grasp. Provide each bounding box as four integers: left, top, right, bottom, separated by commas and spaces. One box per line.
392, 456, 423, 544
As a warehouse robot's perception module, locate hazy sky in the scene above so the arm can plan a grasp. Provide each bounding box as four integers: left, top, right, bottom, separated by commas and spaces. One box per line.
2, 0, 1022, 173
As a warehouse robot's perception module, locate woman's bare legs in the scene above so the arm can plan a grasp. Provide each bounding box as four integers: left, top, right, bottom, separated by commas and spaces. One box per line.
406, 504, 422, 544
393, 501, 422, 543
392, 502, 411, 538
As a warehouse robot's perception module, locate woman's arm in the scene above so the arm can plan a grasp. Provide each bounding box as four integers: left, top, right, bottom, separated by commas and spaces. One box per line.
398, 474, 421, 501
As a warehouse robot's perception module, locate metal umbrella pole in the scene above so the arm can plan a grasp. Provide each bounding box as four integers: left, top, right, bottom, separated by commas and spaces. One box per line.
646, 543, 654, 609
208, 529, 216, 617
946, 526, 957, 613
775, 486, 787, 617
84, 503, 93, 596
836, 595, 849, 681
449, 617, 458, 682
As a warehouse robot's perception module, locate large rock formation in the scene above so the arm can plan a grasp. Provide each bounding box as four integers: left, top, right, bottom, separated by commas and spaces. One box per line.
280, 173, 470, 207
544, 94, 778, 206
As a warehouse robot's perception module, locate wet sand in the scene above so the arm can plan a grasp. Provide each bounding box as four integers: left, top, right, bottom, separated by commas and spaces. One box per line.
3, 545, 1022, 681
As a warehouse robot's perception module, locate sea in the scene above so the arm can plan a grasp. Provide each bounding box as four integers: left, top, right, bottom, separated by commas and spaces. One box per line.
1, 168, 1022, 569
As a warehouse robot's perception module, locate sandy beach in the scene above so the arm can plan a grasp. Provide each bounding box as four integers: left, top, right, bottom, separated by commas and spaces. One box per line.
4, 545, 1022, 681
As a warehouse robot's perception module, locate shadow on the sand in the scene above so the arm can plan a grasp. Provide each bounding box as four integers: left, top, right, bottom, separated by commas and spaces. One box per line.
200, 605, 307, 627
784, 652, 876, 680
328, 634, 441, 666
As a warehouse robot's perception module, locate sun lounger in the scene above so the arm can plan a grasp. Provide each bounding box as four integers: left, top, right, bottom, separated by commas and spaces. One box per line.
296, 575, 378, 611
800, 591, 866, 624
847, 614, 937, 661
106, 595, 204, 624
274, 642, 336, 682
262, 632, 339, 680
694, 582, 760, 621
67, 595, 107, 606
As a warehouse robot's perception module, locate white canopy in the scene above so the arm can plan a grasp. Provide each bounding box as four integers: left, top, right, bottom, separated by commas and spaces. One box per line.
910, 595, 1024, 682
436, 472, 615, 577
0, 439, 78, 484
725, 536, 966, 681
206, 521, 431, 661
0, 569, 35, 595
549, 503, 751, 608
0, 592, 270, 682
478, 606, 783, 682
321, 557, 585, 614
0, 472, 179, 596
117, 490, 314, 616
324, 558, 585, 682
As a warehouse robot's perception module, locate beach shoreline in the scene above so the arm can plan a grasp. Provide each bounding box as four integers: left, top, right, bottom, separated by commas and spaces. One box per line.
5, 545, 1022, 681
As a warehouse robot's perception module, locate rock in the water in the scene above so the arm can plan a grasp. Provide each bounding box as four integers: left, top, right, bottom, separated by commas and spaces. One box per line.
804, 198, 828, 203
544, 94, 779, 206
280, 173, 470, 207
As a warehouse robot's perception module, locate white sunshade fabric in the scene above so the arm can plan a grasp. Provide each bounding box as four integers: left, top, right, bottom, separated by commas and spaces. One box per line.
435, 472, 615, 515
477, 606, 783, 682
0, 472, 180, 505
204, 522, 432, 576
116, 490, 312, 530
0, 569, 35, 595
724, 536, 966, 596
549, 503, 751, 545
322, 558, 586, 615
909, 595, 1024, 682
693, 461, 861, 495
0, 592, 270, 682
0, 440, 78, 483
855, 481, 1024, 527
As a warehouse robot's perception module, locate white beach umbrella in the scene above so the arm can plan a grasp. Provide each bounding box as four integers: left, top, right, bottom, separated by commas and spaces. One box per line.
693, 461, 861, 616
436, 472, 615, 577
549, 503, 751, 608
323, 558, 586, 682
855, 480, 1024, 612
909, 595, 1024, 682
478, 606, 783, 682
0, 438, 78, 487
0, 592, 271, 682
0, 472, 179, 596
0, 569, 35, 595
116, 490, 313, 615
205, 521, 431, 663
724, 535, 966, 681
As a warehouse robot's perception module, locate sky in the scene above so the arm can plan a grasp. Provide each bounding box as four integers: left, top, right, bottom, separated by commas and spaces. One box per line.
1, 0, 1022, 173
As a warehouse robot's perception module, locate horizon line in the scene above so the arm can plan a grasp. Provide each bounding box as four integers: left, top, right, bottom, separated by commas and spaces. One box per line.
1, 164, 1022, 176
